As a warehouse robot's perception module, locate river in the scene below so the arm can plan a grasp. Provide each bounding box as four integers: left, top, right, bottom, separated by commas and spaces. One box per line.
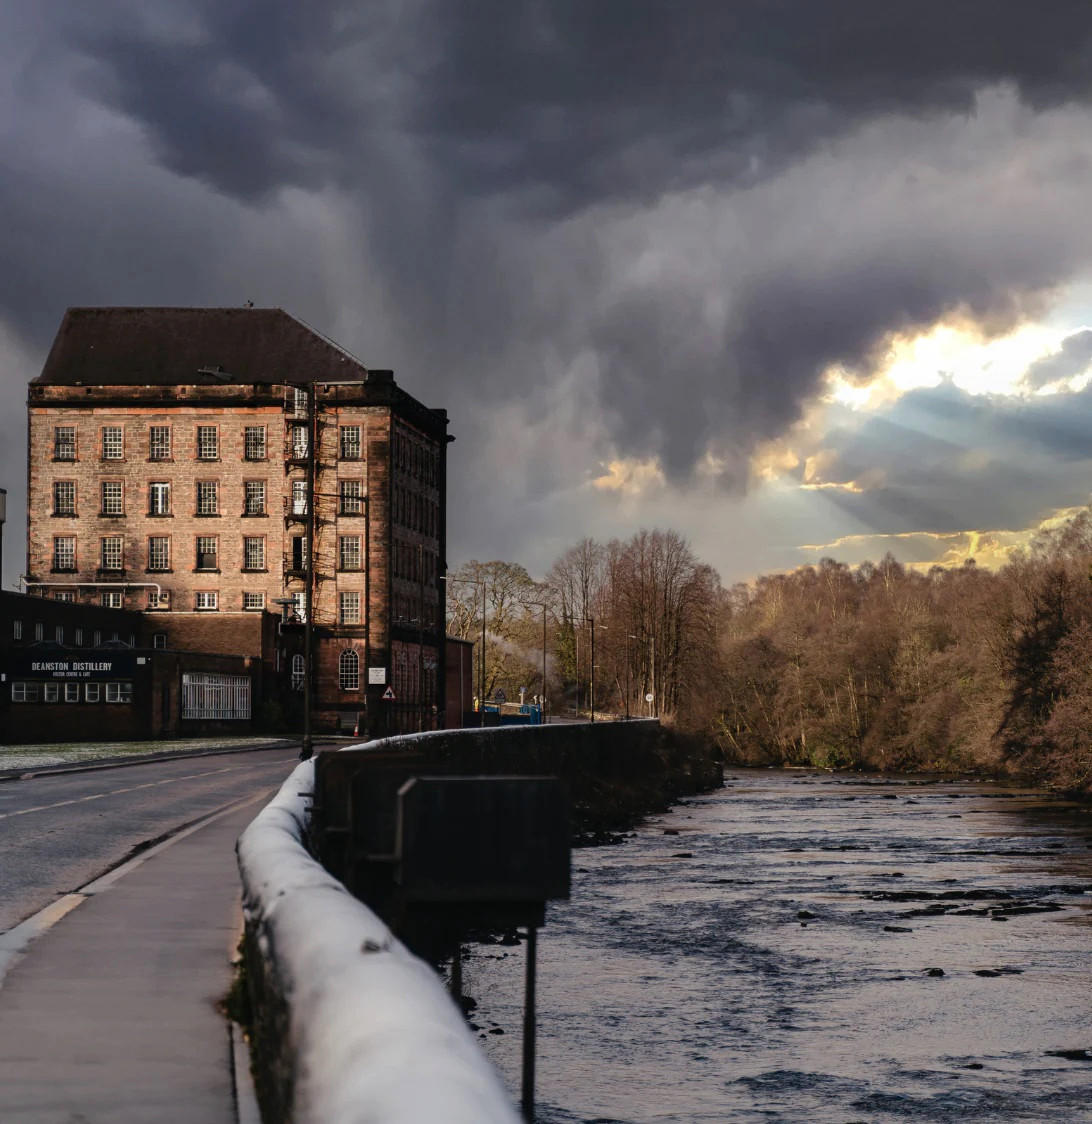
464, 768, 1092, 1122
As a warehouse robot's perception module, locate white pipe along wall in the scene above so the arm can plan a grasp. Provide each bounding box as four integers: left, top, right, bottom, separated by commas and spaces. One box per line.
236, 759, 522, 1124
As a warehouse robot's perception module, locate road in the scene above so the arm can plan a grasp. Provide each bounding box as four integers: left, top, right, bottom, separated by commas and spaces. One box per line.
0, 747, 301, 933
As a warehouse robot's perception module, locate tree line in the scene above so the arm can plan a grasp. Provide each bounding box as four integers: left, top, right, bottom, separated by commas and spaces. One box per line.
449, 507, 1092, 794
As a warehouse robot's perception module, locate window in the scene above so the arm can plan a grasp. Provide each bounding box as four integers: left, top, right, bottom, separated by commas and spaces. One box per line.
44, 683, 60, 703
339, 479, 364, 515
196, 425, 218, 460
149, 425, 171, 460
339, 425, 362, 460
338, 535, 362, 570
13, 682, 40, 703
105, 682, 134, 703
13, 619, 22, 640
53, 536, 76, 571
100, 537, 123, 571
195, 590, 218, 611
244, 480, 266, 515
65, 683, 80, 702
101, 481, 124, 515
196, 536, 218, 570
339, 649, 360, 690
293, 387, 309, 417
148, 536, 170, 571
291, 479, 308, 515
54, 426, 77, 460
148, 589, 170, 610
149, 482, 170, 515
244, 426, 266, 460
55, 625, 64, 643
128, 633, 135, 647
101, 591, 123, 608
93, 630, 102, 646
182, 672, 251, 720
243, 592, 265, 611
54, 591, 75, 603
35, 622, 44, 641
291, 425, 309, 459
290, 653, 305, 689
196, 481, 218, 515
85, 682, 101, 702
290, 536, 308, 572
153, 632, 167, 649
292, 591, 307, 623
339, 592, 361, 625
102, 426, 123, 460
75, 627, 83, 645
243, 536, 265, 571
53, 481, 76, 515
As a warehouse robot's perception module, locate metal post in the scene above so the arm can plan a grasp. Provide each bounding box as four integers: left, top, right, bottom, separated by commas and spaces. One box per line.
301, 384, 316, 760
541, 603, 547, 723
521, 926, 538, 1122
589, 617, 595, 723
480, 580, 487, 727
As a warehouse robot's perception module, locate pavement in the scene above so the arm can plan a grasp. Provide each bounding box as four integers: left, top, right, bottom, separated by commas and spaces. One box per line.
0, 790, 270, 1123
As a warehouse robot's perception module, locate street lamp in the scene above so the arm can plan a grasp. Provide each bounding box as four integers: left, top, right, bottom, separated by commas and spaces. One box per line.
442, 575, 486, 727
521, 599, 549, 724
626, 634, 637, 719
578, 616, 596, 723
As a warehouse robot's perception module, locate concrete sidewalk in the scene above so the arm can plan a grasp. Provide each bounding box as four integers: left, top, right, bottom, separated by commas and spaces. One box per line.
0, 792, 268, 1123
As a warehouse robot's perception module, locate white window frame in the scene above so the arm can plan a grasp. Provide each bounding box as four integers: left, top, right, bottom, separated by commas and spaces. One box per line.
100, 537, 124, 571
43, 682, 60, 703
101, 591, 123, 608
196, 425, 218, 460
149, 482, 170, 515
55, 625, 64, 643
54, 480, 76, 515
339, 591, 361, 625
338, 535, 362, 571
290, 653, 305, 689
196, 536, 218, 571
149, 425, 171, 461
339, 649, 360, 691
243, 591, 265, 611
54, 426, 77, 460
85, 682, 101, 702
291, 479, 308, 514
105, 681, 134, 703
65, 682, 80, 702
13, 619, 23, 640
291, 426, 309, 459
53, 536, 76, 571
292, 591, 307, 623
196, 481, 218, 516
339, 425, 362, 460
243, 537, 265, 571
244, 426, 266, 460
153, 632, 167, 649
244, 480, 266, 515
339, 479, 364, 515
102, 426, 123, 460
195, 590, 218, 611
101, 480, 124, 515
13, 682, 40, 703
148, 536, 170, 571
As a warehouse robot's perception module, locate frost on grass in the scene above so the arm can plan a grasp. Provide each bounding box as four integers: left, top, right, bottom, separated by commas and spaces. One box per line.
237, 759, 521, 1124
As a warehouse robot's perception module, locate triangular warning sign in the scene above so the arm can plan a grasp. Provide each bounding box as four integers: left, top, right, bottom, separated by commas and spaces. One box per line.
382, 686, 396, 700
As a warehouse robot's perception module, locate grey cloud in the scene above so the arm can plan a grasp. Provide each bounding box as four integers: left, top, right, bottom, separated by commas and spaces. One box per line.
1023, 329, 1092, 389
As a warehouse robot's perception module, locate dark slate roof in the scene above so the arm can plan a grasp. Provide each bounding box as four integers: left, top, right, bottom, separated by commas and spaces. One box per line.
33, 307, 370, 386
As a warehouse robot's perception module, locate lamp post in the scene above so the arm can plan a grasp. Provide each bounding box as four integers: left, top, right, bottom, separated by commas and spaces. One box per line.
626, 634, 637, 719
521, 599, 549, 724
442, 575, 486, 727
578, 616, 596, 723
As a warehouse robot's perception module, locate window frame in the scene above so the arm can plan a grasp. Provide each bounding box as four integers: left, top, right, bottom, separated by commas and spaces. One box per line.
244, 426, 266, 461
195, 535, 218, 571
100, 536, 124, 572
149, 482, 171, 516
100, 480, 124, 516
195, 590, 219, 611
339, 591, 361, 625
195, 480, 219, 516
339, 479, 364, 515
242, 536, 266, 572
338, 535, 362, 571
53, 536, 77, 572
339, 648, 360, 691
149, 425, 171, 461
53, 480, 77, 516
148, 535, 170, 572
339, 425, 362, 460
196, 425, 219, 461
54, 425, 77, 461
101, 425, 124, 460
243, 480, 266, 516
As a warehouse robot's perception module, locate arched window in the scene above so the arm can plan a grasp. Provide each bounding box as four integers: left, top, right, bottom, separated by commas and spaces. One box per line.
339, 649, 360, 691
290, 654, 305, 691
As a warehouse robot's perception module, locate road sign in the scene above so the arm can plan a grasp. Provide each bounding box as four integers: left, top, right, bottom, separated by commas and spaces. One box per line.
382, 686, 396, 701
645, 692, 654, 703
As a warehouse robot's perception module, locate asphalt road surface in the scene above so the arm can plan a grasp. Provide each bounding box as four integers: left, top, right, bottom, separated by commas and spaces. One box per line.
0, 747, 302, 933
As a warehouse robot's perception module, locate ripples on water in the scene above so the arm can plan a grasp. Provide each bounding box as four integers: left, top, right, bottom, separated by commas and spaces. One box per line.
463, 769, 1092, 1122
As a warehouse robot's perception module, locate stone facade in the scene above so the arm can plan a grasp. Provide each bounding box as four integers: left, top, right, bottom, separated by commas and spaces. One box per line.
24, 308, 449, 734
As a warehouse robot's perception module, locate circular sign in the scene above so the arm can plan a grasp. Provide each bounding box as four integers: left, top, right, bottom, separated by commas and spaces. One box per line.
645, 692, 654, 703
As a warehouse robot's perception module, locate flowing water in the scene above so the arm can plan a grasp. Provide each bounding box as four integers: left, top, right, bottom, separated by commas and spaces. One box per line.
464, 769, 1092, 1122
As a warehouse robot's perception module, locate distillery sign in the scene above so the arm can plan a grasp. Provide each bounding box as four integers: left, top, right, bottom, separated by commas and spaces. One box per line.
10, 652, 140, 680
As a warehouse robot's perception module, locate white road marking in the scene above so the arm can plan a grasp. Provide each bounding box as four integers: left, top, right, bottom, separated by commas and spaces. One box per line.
0, 758, 295, 821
